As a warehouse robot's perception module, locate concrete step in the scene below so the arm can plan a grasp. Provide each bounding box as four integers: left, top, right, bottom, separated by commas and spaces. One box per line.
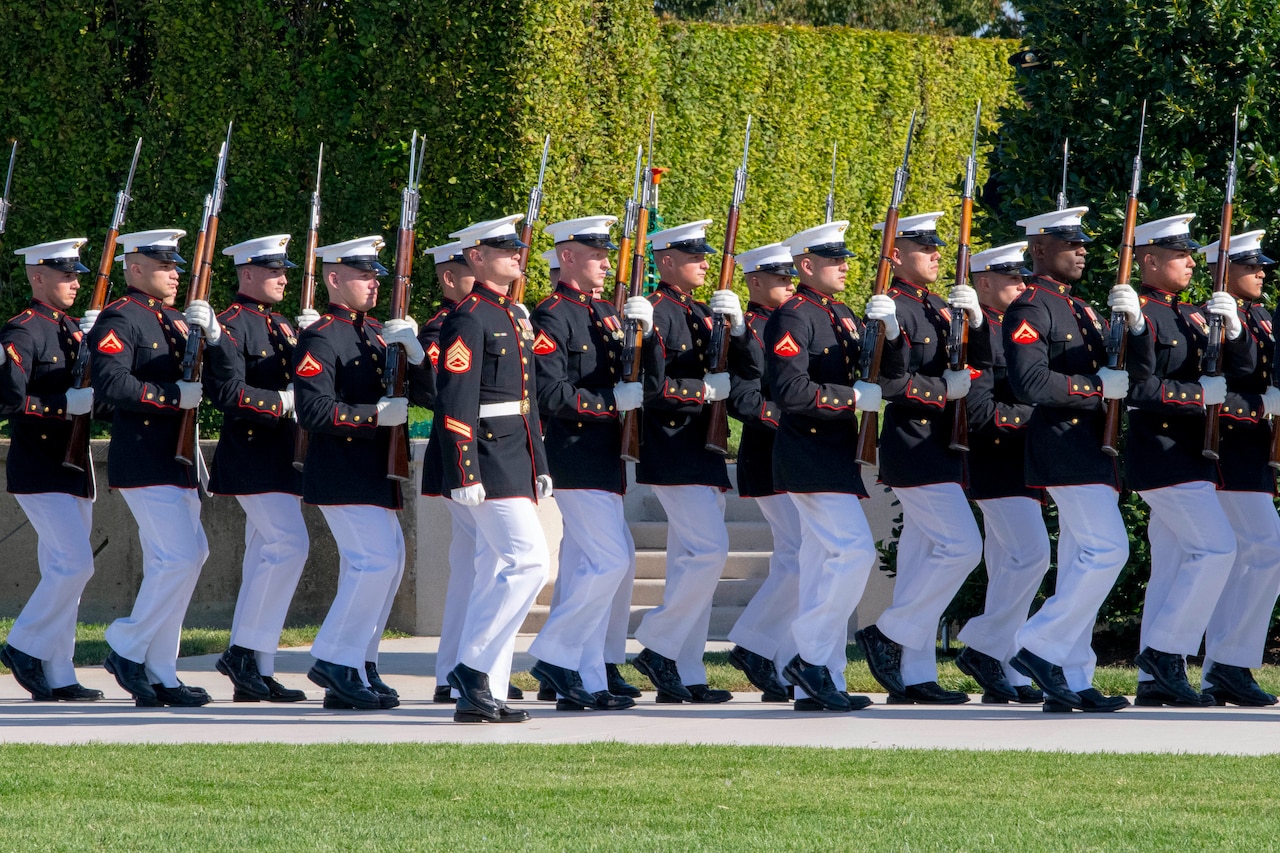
630, 520, 774, 551
637, 492, 764, 523
520, 603, 747, 641
634, 550, 772, 580
534, 575, 766, 608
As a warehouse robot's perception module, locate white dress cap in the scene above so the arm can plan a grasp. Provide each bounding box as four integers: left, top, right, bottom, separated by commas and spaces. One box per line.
222, 234, 297, 269
449, 214, 527, 249
426, 240, 466, 266
1199, 229, 1275, 267
544, 215, 618, 249
649, 219, 716, 254
1015, 206, 1092, 242
1133, 213, 1199, 250
315, 236, 389, 275
735, 242, 797, 276
969, 241, 1029, 275
15, 238, 90, 273
786, 221, 853, 259
873, 211, 946, 246
116, 229, 187, 264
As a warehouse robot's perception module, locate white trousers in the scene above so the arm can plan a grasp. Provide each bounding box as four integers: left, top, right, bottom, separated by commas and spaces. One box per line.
107, 486, 209, 688
547, 507, 637, 671
458, 497, 550, 701
230, 493, 309, 676
1016, 485, 1128, 691
530, 489, 632, 693
1138, 482, 1235, 666
9, 493, 95, 689
435, 500, 479, 692
877, 483, 983, 686
634, 485, 728, 686
787, 492, 875, 694
959, 497, 1052, 688
312, 505, 405, 679
1203, 491, 1280, 682
729, 493, 802, 679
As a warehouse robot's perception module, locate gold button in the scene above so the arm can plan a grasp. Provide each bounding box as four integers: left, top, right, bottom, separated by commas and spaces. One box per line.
1071, 418, 1078, 425
1066, 334, 1073, 340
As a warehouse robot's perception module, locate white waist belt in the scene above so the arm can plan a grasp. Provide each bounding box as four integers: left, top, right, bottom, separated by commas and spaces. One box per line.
478, 399, 529, 418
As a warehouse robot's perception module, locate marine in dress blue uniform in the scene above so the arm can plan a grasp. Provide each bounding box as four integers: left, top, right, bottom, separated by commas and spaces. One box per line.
1002, 207, 1148, 712
0, 238, 103, 701
952, 242, 1049, 705
420, 214, 551, 724
526, 215, 639, 711
1124, 214, 1248, 707
856, 212, 987, 704
767, 222, 904, 711
90, 229, 235, 707
294, 235, 418, 711
205, 235, 309, 703
1196, 231, 1280, 706
629, 219, 751, 704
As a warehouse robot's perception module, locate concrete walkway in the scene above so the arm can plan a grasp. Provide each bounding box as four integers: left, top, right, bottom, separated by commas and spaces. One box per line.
2, 637, 1277, 755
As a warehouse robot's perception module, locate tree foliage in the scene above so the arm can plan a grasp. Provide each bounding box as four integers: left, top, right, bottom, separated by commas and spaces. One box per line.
655, 0, 1021, 37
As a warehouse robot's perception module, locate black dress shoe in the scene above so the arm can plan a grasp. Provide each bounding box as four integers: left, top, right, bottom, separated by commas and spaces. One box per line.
795, 692, 873, 712
104, 650, 157, 703
536, 681, 557, 701
447, 663, 502, 719
364, 662, 398, 698
761, 686, 793, 703
955, 647, 1018, 703
687, 684, 731, 703
434, 684, 455, 703
149, 683, 212, 708
1043, 687, 1129, 713
1203, 664, 1278, 707
454, 695, 530, 723
508, 684, 524, 700
606, 663, 642, 698
1, 644, 52, 700
323, 690, 398, 710
34, 683, 105, 702
216, 645, 270, 701
530, 660, 597, 708
632, 648, 692, 701
783, 654, 851, 711
308, 660, 381, 710
887, 681, 970, 705
1134, 681, 1214, 708
982, 685, 1044, 704
556, 690, 637, 711
1135, 648, 1203, 706
728, 645, 789, 699
854, 625, 906, 697
257, 677, 307, 703
1011, 648, 1082, 709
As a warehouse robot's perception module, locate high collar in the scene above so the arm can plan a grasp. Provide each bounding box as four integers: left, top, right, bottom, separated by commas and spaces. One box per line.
234, 293, 277, 314
1139, 284, 1178, 306
657, 281, 695, 306
554, 280, 592, 305
28, 299, 72, 323
124, 287, 171, 312
889, 277, 933, 301
473, 282, 515, 309
328, 303, 365, 324
1027, 274, 1074, 297
746, 301, 773, 318
795, 283, 838, 307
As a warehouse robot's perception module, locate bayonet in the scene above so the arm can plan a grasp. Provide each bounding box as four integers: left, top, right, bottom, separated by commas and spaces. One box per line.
0, 140, 16, 234
1057, 138, 1070, 210
825, 142, 837, 223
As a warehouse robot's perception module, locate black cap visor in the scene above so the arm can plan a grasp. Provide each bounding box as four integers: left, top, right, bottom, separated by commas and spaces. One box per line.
755, 261, 798, 277
803, 241, 854, 259
343, 257, 390, 275
1148, 236, 1201, 251
897, 231, 946, 247
662, 238, 717, 255
479, 235, 529, 250
1228, 249, 1277, 268
40, 258, 91, 274
247, 253, 298, 270
1041, 225, 1093, 244
563, 235, 619, 251
136, 246, 187, 264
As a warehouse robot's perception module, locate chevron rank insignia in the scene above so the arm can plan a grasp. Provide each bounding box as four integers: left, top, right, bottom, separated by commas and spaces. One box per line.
773, 332, 800, 357
1010, 320, 1039, 345
96, 330, 124, 354
295, 352, 323, 377
445, 338, 472, 373
532, 331, 556, 355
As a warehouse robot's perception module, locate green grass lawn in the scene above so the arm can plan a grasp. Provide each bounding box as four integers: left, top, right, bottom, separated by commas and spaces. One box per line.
0, 743, 1276, 850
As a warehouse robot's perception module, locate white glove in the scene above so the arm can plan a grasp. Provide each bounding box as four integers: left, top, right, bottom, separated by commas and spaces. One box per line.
65, 386, 94, 416
854, 380, 882, 412
702, 372, 730, 402
79, 309, 101, 337
1199, 375, 1227, 407
536, 474, 554, 499
376, 396, 409, 426
864, 294, 900, 341
943, 369, 971, 400
1107, 285, 1145, 335
948, 284, 983, 329
296, 308, 321, 330
177, 381, 203, 409
278, 388, 295, 416
709, 290, 746, 337
452, 483, 486, 506
383, 318, 426, 365
1097, 367, 1129, 400
1262, 386, 1280, 418
613, 381, 644, 412
624, 296, 654, 337
185, 300, 221, 344
0, 344, 6, 365
1206, 292, 1243, 341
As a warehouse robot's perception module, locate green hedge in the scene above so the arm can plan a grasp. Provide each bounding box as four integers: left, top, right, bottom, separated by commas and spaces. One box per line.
0, 3, 1014, 324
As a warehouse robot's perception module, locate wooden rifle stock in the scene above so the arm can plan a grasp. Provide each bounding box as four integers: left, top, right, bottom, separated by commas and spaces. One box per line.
509, 220, 534, 305
1203, 111, 1238, 461
385, 135, 424, 483
618, 192, 652, 463
1100, 194, 1140, 457
854, 206, 899, 467
947, 103, 980, 453
175, 197, 218, 467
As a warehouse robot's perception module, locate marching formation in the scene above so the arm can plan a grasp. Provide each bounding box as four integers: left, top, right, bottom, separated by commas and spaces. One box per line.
3, 106, 1279, 722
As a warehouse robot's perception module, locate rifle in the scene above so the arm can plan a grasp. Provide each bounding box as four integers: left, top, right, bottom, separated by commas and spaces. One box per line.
856, 112, 917, 467
64, 137, 142, 473
825, 142, 837, 223
1100, 101, 1147, 457
1202, 108, 1239, 461
385, 131, 427, 482
291, 143, 324, 473
508, 134, 550, 306
176, 122, 232, 466
612, 146, 644, 313
620, 115, 656, 463
0, 140, 15, 235
705, 116, 752, 455
1057, 138, 1070, 211
947, 101, 982, 453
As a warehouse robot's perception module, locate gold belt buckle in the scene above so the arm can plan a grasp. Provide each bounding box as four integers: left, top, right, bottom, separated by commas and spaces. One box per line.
519, 398, 531, 415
